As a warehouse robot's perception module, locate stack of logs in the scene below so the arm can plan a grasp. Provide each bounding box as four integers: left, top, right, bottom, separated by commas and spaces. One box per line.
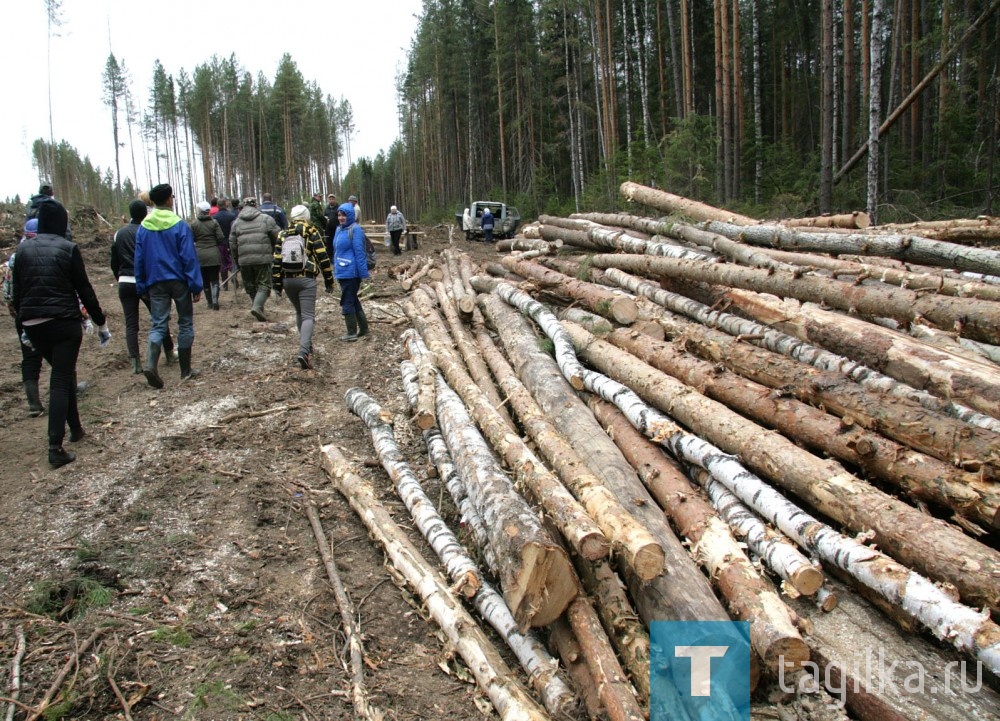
323, 181, 1000, 721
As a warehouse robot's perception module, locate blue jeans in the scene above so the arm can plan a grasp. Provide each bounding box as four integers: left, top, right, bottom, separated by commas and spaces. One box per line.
119, 282, 173, 359
149, 279, 195, 350
338, 277, 363, 315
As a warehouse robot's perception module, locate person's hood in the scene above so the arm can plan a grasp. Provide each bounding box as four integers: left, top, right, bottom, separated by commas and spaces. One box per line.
338, 202, 356, 226
196, 210, 212, 220
239, 206, 262, 221
141, 208, 182, 231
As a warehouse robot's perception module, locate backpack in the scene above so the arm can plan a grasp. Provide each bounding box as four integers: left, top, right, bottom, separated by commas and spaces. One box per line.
348, 225, 376, 270
280, 233, 307, 272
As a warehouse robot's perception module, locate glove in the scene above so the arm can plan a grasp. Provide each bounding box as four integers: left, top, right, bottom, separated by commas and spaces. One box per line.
20, 330, 35, 350
98, 323, 112, 347
82, 318, 94, 333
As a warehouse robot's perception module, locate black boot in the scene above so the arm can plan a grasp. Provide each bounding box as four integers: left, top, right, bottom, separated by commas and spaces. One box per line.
144, 342, 164, 389
131, 357, 143, 374
340, 314, 359, 342
356, 308, 369, 338
204, 283, 214, 308
179, 348, 200, 380
49, 445, 76, 468
24, 380, 45, 417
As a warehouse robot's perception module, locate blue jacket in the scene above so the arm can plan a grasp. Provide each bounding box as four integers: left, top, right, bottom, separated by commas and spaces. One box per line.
481, 209, 494, 230
332, 203, 369, 280
135, 208, 203, 296
259, 201, 287, 230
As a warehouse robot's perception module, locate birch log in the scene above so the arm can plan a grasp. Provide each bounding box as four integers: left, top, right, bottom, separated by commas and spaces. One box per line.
587, 252, 1000, 345
538, 215, 717, 261
588, 397, 823, 598
783, 211, 871, 229
620, 181, 757, 225
702, 219, 1000, 276
561, 319, 1000, 612
567, 369, 1000, 675
601, 325, 1000, 528
473, 299, 664, 580
601, 266, 1000, 433
404, 295, 608, 571
585, 396, 810, 671
319, 444, 552, 721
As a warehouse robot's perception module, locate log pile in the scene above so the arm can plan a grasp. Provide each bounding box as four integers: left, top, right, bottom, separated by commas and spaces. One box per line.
324, 183, 1000, 720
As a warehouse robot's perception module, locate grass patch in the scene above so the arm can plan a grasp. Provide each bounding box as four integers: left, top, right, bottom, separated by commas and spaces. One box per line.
151, 626, 193, 647
25, 577, 114, 621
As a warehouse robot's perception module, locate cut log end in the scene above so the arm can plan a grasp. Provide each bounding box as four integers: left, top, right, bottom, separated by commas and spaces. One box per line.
413, 410, 436, 430
579, 532, 613, 562
768, 637, 811, 673
508, 542, 578, 629
609, 297, 639, 325
626, 542, 666, 582
790, 565, 825, 596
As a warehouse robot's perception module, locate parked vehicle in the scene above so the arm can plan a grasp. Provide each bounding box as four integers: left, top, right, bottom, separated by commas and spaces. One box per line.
456, 200, 521, 241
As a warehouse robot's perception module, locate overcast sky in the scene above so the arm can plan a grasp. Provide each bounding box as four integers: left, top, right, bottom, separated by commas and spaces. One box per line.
0, 0, 423, 200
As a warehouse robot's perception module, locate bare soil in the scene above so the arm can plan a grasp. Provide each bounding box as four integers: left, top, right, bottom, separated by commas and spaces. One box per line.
0, 222, 509, 721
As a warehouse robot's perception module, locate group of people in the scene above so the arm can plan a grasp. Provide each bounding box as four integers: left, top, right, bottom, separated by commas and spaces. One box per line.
6, 181, 387, 468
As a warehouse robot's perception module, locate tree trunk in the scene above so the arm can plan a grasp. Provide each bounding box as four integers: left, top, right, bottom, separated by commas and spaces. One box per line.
319, 444, 552, 721
602, 324, 1000, 528
560, 320, 1000, 614
538, 218, 715, 261
588, 251, 1000, 345
475, 295, 664, 581
587, 397, 810, 672
784, 211, 871, 229
820, 0, 835, 213
620, 181, 756, 224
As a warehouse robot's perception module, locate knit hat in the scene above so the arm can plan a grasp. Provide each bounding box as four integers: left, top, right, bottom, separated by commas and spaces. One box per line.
23, 218, 39, 236
196, 201, 211, 213
390, 205, 397, 212
36, 202, 68, 237
39, 183, 54, 196
149, 183, 172, 205
290, 204, 310, 221
128, 200, 148, 222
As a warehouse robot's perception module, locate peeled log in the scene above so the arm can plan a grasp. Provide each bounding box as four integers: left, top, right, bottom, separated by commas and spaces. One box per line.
620, 180, 756, 225
499, 256, 638, 325
587, 397, 810, 672
784, 211, 871, 229
319, 444, 551, 721
587, 252, 1000, 345
561, 319, 1000, 613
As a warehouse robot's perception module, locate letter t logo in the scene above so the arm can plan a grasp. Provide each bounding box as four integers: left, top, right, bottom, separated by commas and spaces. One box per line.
675, 645, 729, 697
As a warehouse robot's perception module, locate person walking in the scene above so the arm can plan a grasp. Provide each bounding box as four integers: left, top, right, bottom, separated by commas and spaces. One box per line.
481, 205, 495, 243
230, 197, 280, 322
272, 205, 334, 369
27, 182, 73, 241
12, 202, 109, 468
323, 193, 339, 258
259, 193, 287, 230
4, 219, 46, 415
385, 205, 407, 256
189, 201, 225, 310
213, 198, 238, 291
308, 192, 327, 231
134, 183, 203, 388
331, 202, 370, 342
111, 200, 178, 374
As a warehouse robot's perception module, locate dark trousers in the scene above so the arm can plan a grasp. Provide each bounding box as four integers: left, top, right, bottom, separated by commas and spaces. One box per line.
389, 229, 403, 255
338, 277, 363, 315
119, 282, 174, 359
23, 318, 82, 447
14, 318, 44, 382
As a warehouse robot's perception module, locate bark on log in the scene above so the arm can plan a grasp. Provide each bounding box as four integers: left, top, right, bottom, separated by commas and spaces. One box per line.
784, 212, 871, 229
566, 598, 646, 721
703, 219, 1000, 276
403, 305, 607, 572
587, 252, 1000, 345
666, 223, 799, 271
602, 324, 1000, 528
479, 283, 741, 633
620, 180, 756, 225
319, 444, 552, 721
569, 366, 1000, 675
723, 290, 1000, 424
589, 398, 823, 598
346, 388, 482, 598
539, 217, 717, 261
496, 237, 563, 254
474, 296, 663, 580
547, 620, 605, 720
586, 397, 810, 671
557, 307, 614, 336
401, 260, 444, 291
602, 266, 1000, 434
561, 320, 1000, 612
500, 256, 638, 325
573, 558, 651, 702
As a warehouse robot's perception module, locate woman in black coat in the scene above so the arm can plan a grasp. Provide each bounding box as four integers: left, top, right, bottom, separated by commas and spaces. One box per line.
12, 203, 109, 468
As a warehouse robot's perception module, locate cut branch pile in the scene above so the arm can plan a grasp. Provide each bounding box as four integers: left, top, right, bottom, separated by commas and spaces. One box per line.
325, 183, 1000, 721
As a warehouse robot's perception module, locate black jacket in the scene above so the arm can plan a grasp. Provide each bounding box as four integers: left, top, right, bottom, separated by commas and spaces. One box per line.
214, 208, 237, 240
110, 222, 140, 279
14, 233, 105, 325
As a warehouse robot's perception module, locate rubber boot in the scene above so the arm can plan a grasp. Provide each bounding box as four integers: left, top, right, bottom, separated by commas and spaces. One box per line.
211, 283, 220, 310
144, 342, 164, 389
49, 445, 75, 468
340, 313, 359, 342
131, 357, 143, 374
251, 288, 269, 321
24, 380, 45, 417
179, 348, 199, 381
204, 283, 214, 309
356, 308, 369, 338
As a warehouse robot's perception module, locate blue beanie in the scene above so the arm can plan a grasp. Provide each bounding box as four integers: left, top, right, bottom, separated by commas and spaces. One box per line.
24, 218, 39, 234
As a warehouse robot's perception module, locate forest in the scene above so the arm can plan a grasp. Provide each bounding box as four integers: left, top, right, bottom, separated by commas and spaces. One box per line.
25, 0, 1000, 225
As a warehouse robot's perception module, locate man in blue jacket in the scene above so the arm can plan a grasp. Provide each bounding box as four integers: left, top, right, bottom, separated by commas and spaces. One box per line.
259, 193, 287, 230
135, 183, 203, 388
